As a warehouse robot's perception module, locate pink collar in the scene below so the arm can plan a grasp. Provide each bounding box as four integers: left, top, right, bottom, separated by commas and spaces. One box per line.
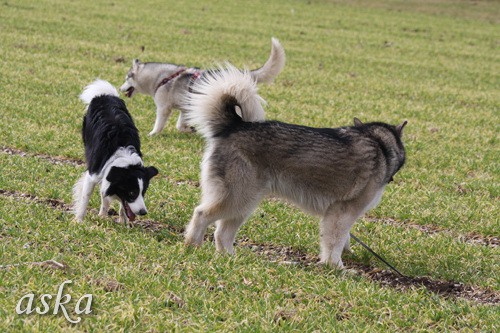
155, 68, 187, 93
190, 71, 201, 81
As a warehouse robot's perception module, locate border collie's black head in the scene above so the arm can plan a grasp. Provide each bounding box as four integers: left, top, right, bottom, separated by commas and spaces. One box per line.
104, 164, 159, 221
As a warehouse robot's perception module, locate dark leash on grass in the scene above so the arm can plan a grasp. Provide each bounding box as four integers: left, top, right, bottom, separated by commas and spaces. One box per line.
350, 232, 406, 277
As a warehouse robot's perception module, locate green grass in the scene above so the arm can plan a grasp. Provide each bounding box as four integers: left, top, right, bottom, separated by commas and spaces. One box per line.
0, 0, 499, 331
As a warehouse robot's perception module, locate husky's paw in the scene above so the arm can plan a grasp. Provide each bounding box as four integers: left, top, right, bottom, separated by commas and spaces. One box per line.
342, 268, 358, 276
73, 216, 84, 223
320, 257, 345, 270
148, 130, 159, 136
184, 234, 205, 247
177, 125, 195, 133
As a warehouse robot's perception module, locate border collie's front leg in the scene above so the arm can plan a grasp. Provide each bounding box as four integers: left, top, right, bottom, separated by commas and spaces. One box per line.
99, 192, 112, 217
118, 203, 129, 227
73, 171, 97, 222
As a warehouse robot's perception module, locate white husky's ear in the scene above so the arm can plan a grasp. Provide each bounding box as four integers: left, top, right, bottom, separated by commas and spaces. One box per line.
133, 59, 140, 68
353, 117, 363, 126
396, 120, 408, 137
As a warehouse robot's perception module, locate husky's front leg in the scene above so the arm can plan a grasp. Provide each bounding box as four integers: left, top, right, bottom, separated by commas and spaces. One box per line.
319, 204, 358, 268
149, 100, 173, 136
343, 233, 353, 253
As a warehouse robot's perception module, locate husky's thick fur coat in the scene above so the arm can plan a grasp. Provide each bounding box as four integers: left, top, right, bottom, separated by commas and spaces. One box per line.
120, 38, 285, 135
73, 80, 158, 225
183, 65, 407, 268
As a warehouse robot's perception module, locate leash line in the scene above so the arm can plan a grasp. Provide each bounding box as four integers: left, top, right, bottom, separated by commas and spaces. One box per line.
350, 232, 406, 277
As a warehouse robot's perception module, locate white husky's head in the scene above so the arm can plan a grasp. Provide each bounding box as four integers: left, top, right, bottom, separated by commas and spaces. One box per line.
120, 59, 144, 98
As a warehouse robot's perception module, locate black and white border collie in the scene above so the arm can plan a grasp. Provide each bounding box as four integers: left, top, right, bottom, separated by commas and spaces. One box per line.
73, 79, 158, 225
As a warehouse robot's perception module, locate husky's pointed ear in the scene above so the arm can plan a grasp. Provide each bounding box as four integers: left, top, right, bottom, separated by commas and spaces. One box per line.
396, 120, 408, 137
353, 117, 363, 126
146, 166, 159, 179
133, 59, 140, 68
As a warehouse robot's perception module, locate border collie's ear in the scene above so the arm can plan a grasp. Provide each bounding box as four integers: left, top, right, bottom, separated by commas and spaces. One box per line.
106, 166, 126, 183
354, 117, 363, 126
146, 166, 159, 179
396, 120, 408, 137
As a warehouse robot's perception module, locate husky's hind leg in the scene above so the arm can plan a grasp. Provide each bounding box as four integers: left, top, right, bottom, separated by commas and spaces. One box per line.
186, 156, 264, 251
176, 111, 195, 133
214, 217, 247, 254
214, 198, 261, 254
185, 202, 225, 247
186, 196, 261, 253
149, 101, 173, 136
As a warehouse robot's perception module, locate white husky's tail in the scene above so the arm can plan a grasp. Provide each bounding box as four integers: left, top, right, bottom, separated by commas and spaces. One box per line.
184, 63, 266, 139
250, 37, 286, 84
79, 79, 119, 105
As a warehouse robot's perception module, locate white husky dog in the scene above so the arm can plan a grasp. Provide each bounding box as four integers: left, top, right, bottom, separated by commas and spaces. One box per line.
120, 38, 285, 136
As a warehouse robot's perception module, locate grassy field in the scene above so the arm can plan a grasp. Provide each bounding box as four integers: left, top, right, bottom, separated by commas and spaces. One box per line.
0, 0, 498, 331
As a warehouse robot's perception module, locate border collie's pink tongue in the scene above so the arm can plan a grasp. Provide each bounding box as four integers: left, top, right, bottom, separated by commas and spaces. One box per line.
124, 202, 136, 222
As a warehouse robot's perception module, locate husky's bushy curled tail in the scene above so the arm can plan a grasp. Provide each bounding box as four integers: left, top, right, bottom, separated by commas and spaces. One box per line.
185, 64, 266, 139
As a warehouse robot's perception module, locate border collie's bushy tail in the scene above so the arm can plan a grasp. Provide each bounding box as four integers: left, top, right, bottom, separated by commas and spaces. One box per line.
184, 63, 266, 139
80, 79, 119, 105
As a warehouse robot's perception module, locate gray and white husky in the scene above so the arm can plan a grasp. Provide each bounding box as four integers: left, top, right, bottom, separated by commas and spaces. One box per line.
183, 65, 407, 269
120, 38, 285, 136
